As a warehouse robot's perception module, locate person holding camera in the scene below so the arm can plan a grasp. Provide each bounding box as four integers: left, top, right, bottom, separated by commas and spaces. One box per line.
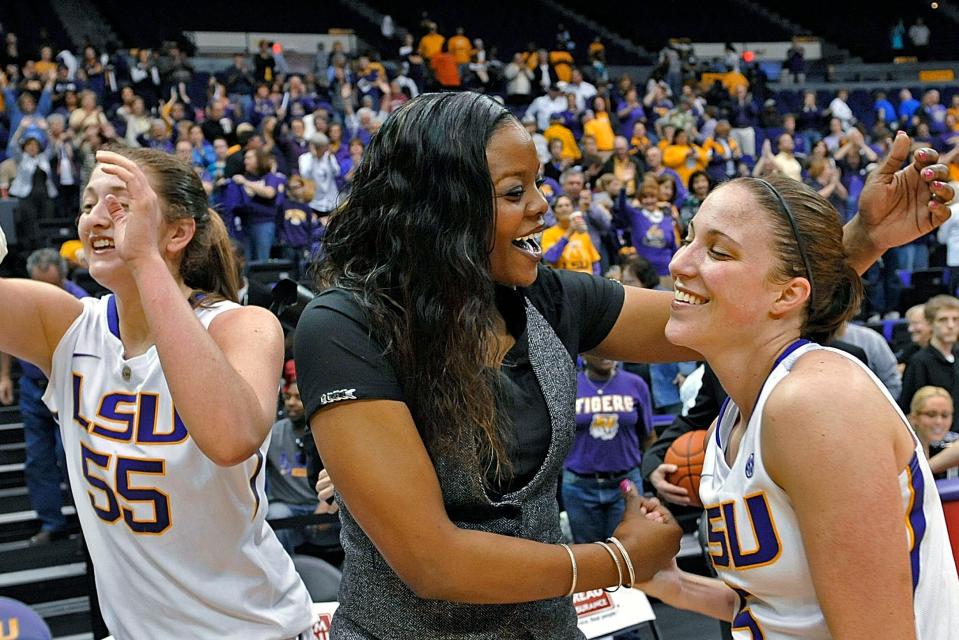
541, 194, 601, 275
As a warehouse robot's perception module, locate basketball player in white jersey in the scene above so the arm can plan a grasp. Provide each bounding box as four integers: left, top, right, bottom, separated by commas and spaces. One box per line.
636, 165, 959, 638
0, 147, 313, 639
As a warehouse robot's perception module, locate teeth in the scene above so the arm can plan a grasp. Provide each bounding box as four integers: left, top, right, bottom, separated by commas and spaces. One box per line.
674, 290, 706, 305
512, 233, 541, 254
92, 239, 115, 249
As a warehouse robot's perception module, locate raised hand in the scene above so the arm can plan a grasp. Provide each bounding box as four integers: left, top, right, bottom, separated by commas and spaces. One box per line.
856, 130, 954, 251
94, 150, 164, 267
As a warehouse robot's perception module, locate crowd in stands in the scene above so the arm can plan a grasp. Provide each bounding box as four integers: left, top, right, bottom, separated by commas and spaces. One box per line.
0, 17, 957, 566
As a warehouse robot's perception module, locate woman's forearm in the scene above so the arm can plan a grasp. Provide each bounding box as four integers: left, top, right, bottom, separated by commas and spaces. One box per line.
131, 257, 277, 465
542, 236, 569, 264
407, 527, 623, 603
929, 444, 959, 475
641, 569, 737, 622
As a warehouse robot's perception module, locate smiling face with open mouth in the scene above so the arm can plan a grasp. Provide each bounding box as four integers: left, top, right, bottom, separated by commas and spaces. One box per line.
78, 166, 130, 287
913, 394, 954, 445
665, 183, 792, 354
487, 122, 549, 288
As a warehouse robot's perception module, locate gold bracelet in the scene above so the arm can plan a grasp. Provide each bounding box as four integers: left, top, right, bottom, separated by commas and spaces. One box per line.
593, 540, 622, 592
607, 536, 636, 588
559, 542, 578, 597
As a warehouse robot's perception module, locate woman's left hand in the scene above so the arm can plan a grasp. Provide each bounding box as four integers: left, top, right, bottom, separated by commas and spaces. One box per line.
94, 150, 164, 268
857, 130, 954, 251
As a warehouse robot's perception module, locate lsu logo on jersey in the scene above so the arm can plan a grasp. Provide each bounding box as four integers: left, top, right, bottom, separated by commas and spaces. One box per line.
71, 371, 182, 536
589, 414, 620, 440
71, 372, 188, 444
642, 224, 667, 249
705, 491, 782, 570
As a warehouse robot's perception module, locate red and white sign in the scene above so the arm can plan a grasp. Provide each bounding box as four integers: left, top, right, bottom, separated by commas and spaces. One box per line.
309, 589, 655, 640
575, 588, 656, 639
309, 609, 334, 640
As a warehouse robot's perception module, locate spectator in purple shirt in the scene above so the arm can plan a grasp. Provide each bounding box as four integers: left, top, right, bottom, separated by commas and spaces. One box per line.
614, 178, 679, 278
728, 84, 759, 158
0, 249, 88, 545
328, 122, 351, 167
561, 354, 654, 543
278, 118, 310, 176
223, 148, 285, 261
797, 90, 825, 155
616, 87, 646, 139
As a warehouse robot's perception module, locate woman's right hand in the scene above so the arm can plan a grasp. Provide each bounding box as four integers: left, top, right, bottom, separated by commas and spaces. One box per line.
650, 463, 691, 506
570, 211, 589, 234
611, 481, 682, 583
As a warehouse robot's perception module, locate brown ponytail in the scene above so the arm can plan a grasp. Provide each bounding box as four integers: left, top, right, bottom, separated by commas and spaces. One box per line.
100, 145, 240, 306
180, 209, 240, 305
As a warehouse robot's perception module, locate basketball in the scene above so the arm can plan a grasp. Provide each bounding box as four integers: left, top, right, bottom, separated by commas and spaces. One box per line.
663, 430, 708, 507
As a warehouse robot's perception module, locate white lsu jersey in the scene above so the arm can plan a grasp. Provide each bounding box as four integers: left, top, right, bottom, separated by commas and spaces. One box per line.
43, 295, 313, 640
700, 340, 959, 639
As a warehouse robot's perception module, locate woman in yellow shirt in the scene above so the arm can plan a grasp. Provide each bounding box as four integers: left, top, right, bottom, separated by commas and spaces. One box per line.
661, 129, 708, 188
583, 96, 616, 156
540, 195, 601, 275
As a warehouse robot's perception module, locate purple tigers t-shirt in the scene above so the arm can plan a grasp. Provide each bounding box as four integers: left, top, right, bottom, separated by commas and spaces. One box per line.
564, 368, 652, 474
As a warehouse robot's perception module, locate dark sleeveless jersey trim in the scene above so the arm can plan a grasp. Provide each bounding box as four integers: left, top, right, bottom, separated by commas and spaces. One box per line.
107, 295, 121, 340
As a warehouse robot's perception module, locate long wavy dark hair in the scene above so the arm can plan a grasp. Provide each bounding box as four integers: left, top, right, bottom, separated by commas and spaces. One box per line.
318, 92, 516, 482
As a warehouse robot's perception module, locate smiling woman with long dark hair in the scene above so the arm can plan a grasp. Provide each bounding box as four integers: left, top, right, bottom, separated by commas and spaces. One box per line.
294, 92, 953, 638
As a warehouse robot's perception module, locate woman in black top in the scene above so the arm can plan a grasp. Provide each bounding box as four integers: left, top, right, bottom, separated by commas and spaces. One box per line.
294, 93, 952, 639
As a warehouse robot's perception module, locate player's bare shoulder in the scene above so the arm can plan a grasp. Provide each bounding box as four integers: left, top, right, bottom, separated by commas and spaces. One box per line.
776, 348, 877, 404
207, 303, 283, 339
764, 346, 896, 442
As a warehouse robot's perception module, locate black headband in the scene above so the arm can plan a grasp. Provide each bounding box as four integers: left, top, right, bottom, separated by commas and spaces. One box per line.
752, 177, 816, 306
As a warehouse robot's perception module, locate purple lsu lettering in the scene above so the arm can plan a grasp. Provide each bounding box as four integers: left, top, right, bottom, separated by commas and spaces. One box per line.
575, 394, 635, 415
705, 491, 782, 570
731, 588, 765, 639
72, 372, 188, 444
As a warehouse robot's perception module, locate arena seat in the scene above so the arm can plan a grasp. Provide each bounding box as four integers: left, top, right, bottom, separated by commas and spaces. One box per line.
291, 554, 342, 602
899, 267, 950, 314
247, 259, 295, 285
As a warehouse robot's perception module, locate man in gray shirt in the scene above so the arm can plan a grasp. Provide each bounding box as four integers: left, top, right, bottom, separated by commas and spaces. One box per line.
266, 361, 339, 554
838, 321, 903, 401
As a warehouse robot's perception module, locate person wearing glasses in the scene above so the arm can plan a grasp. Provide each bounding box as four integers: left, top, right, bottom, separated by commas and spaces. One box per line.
636, 169, 959, 638
908, 385, 959, 479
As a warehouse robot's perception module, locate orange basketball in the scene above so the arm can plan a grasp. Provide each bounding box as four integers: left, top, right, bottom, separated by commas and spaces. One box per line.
663, 430, 708, 508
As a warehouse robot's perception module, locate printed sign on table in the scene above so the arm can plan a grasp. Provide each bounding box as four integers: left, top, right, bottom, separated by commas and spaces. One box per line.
309, 589, 655, 640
